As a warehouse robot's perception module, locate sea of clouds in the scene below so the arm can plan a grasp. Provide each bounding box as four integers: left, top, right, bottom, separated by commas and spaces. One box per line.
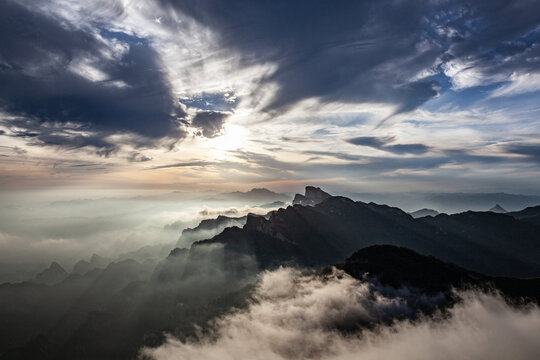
144, 267, 540, 360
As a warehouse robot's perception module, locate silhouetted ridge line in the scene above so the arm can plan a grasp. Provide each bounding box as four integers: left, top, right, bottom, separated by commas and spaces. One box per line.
191, 187, 540, 277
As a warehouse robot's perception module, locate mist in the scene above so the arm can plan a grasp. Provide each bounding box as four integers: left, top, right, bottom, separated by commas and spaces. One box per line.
143, 267, 540, 360
0, 189, 286, 283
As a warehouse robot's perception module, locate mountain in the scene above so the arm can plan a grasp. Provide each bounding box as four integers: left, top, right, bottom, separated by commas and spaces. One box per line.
213, 188, 290, 203
33, 262, 68, 285
489, 204, 507, 213
116, 243, 173, 263
72, 254, 111, 275
343, 191, 540, 213
508, 205, 540, 226
339, 245, 540, 301
422, 192, 540, 213
292, 186, 332, 206
2, 186, 540, 359
259, 201, 287, 209
176, 215, 247, 248
153, 248, 189, 282
0, 269, 103, 355
419, 211, 540, 276
3, 192, 540, 359
0, 258, 155, 359
409, 208, 439, 218
193, 188, 540, 277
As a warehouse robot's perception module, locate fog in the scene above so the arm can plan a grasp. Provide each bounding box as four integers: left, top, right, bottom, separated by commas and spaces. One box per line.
144, 267, 540, 360
0, 189, 286, 283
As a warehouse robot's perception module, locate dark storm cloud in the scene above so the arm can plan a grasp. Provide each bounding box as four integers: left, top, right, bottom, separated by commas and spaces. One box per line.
175, 0, 535, 104
0, 1, 186, 152
347, 136, 430, 155
442, 1, 540, 75
505, 143, 540, 163
191, 111, 230, 138
443, 149, 508, 164
161, 0, 440, 115
160, 0, 540, 116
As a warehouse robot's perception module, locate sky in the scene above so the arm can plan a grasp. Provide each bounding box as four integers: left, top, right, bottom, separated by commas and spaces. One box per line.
1, 0, 540, 195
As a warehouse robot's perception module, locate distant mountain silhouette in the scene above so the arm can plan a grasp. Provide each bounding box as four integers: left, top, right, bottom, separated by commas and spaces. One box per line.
33, 262, 68, 285
292, 186, 331, 206
508, 205, 540, 226
0, 258, 154, 359
213, 188, 290, 202
72, 254, 110, 275
422, 192, 540, 213
194, 186, 540, 277
341, 191, 540, 214
489, 204, 507, 213
409, 208, 439, 218
176, 215, 247, 247
339, 245, 540, 301
259, 201, 287, 209
186, 215, 247, 233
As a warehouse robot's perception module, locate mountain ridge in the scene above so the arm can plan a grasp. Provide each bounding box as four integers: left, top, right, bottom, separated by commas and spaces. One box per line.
191, 186, 540, 277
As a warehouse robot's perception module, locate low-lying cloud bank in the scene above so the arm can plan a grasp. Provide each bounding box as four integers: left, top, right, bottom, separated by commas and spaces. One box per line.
143, 267, 540, 360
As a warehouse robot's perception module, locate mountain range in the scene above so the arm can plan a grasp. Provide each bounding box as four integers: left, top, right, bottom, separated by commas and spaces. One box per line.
1, 186, 539, 359
192, 186, 540, 277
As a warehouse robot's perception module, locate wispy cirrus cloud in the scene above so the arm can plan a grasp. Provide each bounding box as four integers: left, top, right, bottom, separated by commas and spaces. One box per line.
347, 136, 430, 155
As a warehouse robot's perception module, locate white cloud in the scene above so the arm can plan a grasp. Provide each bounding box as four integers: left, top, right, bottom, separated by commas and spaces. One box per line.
491, 73, 540, 98
143, 267, 540, 360
68, 57, 110, 82
442, 60, 505, 90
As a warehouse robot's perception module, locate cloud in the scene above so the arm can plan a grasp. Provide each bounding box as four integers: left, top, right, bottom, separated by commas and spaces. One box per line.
439, 2, 540, 93
127, 152, 152, 163
197, 205, 278, 218
0, 1, 186, 152
443, 149, 509, 164
505, 143, 540, 163
347, 136, 430, 155
303, 151, 362, 161
192, 111, 230, 138
280, 136, 324, 143
160, 0, 442, 115
160, 0, 540, 117
491, 73, 540, 98
0, 191, 216, 280
148, 161, 218, 170
143, 267, 540, 360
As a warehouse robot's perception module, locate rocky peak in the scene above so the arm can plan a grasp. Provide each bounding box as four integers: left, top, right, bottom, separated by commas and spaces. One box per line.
34, 262, 68, 285
489, 204, 507, 213
293, 186, 332, 206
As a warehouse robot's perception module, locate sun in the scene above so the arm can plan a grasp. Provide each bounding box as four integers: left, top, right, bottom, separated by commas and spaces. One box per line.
207, 123, 248, 151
